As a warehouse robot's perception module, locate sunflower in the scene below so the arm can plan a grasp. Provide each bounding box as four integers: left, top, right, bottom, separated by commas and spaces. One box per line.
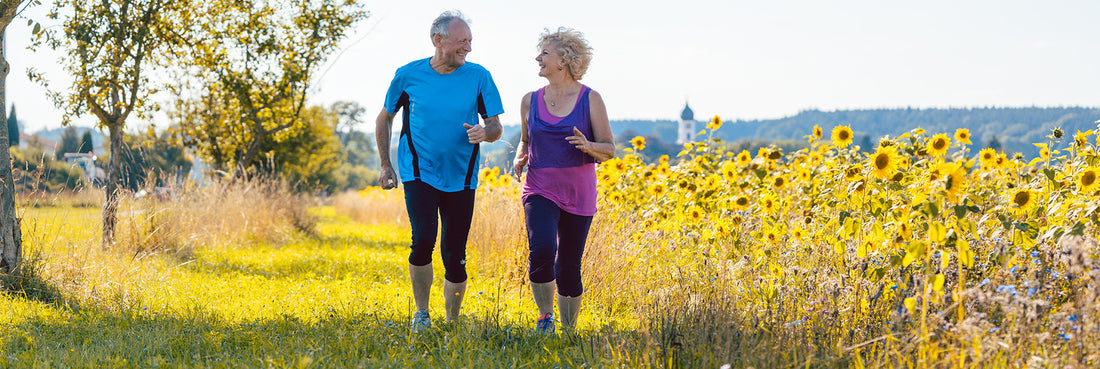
630, 136, 646, 151
1078, 167, 1098, 194
607, 191, 624, 203
1040, 147, 1050, 162
944, 167, 967, 203
809, 152, 824, 166
685, 206, 706, 222
650, 183, 667, 196
995, 154, 1009, 169
760, 194, 779, 215
832, 125, 854, 148
978, 148, 998, 168
707, 115, 723, 131
927, 134, 951, 157
868, 147, 899, 179
757, 147, 772, 162
763, 228, 781, 244
772, 175, 787, 190
844, 166, 863, 182
729, 214, 744, 226
733, 195, 750, 209
791, 227, 806, 240
612, 159, 627, 173
714, 223, 729, 237
897, 220, 912, 241
1075, 130, 1090, 148
813, 125, 823, 140
704, 174, 722, 191
720, 161, 738, 180
798, 168, 812, 182
736, 150, 752, 166
955, 128, 973, 145
1009, 188, 1035, 215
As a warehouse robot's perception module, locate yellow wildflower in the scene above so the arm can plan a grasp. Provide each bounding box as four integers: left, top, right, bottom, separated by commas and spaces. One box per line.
832, 125, 854, 148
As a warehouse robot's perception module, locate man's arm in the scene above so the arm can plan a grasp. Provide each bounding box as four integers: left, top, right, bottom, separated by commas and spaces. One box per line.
464, 114, 503, 143
375, 109, 399, 189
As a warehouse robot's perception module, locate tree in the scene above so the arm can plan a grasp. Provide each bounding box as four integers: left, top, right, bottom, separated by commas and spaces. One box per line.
78, 130, 93, 153
55, 125, 79, 160
172, 0, 366, 176
6, 104, 17, 147
332, 100, 366, 146
1, 0, 38, 272
112, 127, 192, 191
31, 0, 182, 244
859, 134, 874, 152
987, 135, 1002, 152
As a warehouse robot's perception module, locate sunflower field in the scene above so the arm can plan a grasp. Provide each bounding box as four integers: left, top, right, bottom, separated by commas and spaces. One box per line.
470, 117, 1100, 367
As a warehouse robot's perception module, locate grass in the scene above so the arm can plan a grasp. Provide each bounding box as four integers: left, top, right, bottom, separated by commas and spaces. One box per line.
0, 188, 658, 368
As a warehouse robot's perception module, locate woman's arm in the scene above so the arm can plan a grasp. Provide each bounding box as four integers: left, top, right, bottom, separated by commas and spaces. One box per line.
512, 92, 532, 180
567, 90, 615, 162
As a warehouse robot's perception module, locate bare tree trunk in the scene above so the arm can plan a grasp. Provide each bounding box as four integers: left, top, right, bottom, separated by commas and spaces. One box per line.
0, 28, 24, 272
102, 123, 123, 245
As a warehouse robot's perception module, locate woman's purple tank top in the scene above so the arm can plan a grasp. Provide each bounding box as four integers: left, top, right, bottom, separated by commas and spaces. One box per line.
521, 86, 598, 216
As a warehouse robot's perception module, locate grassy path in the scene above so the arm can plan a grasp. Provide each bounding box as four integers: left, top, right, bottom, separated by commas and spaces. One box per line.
1, 207, 641, 368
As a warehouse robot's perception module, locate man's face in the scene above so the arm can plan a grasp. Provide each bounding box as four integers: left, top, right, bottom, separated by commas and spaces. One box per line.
435, 20, 472, 69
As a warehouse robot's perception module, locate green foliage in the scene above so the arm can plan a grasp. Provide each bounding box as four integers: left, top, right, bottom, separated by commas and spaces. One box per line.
6, 105, 18, 147
270, 106, 343, 192
170, 0, 367, 174
53, 125, 79, 160
103, 127, 193, 191
10, 143, 84, 192
77, 130, 93, 154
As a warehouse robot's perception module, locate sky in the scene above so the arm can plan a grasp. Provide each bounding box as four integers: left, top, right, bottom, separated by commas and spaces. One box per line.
5, 0, 1100, 133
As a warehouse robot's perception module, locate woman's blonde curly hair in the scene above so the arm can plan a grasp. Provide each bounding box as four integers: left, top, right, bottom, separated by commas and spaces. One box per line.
538, 27, 593, 80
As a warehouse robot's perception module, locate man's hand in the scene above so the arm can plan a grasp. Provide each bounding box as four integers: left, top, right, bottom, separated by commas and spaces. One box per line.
379, 165, 398, 190
464, 123, 486, 144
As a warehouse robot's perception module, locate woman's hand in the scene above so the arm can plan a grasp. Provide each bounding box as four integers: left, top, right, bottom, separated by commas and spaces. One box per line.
512, 154, 529, 182
566, 127, 590, 153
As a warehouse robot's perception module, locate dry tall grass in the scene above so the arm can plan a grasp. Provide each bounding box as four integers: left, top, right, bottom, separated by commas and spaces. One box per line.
5, 176, 312, 310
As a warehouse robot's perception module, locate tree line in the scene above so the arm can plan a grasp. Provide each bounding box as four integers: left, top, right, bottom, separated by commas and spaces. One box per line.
1, 0, 370, 260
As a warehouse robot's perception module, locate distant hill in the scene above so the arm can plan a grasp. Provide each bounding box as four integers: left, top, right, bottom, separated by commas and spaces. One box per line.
477, 107, 1100, 169
712, 107, 1100, 158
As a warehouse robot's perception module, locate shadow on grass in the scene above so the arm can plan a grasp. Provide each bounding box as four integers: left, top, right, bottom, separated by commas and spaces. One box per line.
1, 254, 80, 312
0, 302, 655, 368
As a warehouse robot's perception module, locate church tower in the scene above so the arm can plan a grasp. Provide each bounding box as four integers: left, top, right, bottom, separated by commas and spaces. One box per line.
677, 102, 696, 145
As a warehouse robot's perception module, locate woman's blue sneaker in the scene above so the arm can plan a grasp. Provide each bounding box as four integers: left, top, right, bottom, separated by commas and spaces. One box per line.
411, 310, 431, 332
536, 314, 555, 335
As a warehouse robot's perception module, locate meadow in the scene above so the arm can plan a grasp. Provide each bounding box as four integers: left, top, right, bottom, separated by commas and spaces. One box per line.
2, 120, 1100, 368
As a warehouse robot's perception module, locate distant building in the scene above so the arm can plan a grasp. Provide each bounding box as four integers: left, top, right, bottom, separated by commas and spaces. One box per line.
62, 153, 106, 186
677, 102, 696, 145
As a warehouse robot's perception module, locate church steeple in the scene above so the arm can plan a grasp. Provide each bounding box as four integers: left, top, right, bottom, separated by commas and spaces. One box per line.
677, 101, 696, 145
680, 103, 694, 121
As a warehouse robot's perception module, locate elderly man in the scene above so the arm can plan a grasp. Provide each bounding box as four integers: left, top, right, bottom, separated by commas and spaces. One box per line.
375, 10, 504, 331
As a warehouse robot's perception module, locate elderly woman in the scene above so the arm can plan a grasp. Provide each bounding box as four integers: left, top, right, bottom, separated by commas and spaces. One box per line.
512, 27, 615, 335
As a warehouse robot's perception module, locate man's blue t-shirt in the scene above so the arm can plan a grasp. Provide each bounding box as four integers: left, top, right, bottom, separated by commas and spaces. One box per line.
384, 58, 504, 192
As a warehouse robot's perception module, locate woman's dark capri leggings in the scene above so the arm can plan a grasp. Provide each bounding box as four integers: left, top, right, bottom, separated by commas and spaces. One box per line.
524, 195, 593, 297
404, 180, 475, 283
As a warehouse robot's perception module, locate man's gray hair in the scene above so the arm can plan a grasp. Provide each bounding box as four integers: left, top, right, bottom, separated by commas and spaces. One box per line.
430, 10, 470, 40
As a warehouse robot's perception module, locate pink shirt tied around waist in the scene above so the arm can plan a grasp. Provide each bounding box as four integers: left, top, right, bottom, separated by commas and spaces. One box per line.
521, 85, 598, 216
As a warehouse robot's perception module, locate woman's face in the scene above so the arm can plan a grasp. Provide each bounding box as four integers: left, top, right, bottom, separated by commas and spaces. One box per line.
535, 42, 564, 78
